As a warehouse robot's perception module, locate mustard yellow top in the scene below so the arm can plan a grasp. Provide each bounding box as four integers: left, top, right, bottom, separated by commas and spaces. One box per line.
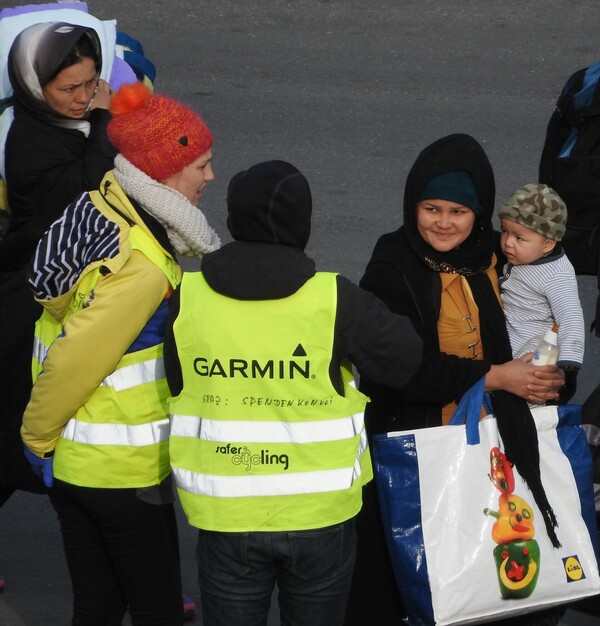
438, 258, 502, 424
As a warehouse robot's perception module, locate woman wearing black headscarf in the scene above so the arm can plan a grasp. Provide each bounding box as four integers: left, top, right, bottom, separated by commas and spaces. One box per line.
345, 134, 566, 626
0, 22, 115, 503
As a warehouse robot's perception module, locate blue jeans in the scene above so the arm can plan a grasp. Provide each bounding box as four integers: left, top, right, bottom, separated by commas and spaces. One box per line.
196, 518, 357, 626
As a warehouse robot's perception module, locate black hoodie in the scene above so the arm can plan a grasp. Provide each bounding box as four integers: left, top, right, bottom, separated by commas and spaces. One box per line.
164, 160, 423, 397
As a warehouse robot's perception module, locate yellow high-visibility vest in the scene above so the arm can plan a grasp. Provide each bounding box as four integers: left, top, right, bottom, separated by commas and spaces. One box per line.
170, 271, 372, 531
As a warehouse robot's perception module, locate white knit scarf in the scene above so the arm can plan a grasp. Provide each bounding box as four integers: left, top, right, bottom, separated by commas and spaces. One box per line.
113, 154, 221, 257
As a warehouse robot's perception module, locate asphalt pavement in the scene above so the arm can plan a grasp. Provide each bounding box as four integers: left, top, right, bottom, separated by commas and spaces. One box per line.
2, 0, 600, 624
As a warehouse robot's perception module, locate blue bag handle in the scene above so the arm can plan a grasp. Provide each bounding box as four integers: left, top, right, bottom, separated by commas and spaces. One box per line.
448, 377, 486, 445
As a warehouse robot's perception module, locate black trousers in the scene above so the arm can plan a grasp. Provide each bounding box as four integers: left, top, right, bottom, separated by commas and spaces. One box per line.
49, 480, 183, 625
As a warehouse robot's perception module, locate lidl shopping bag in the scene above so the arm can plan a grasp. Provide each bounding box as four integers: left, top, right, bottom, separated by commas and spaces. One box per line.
372, 378, 600, 626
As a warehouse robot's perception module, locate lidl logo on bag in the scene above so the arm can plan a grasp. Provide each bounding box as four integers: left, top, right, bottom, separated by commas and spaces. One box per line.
562, 556, 586, 582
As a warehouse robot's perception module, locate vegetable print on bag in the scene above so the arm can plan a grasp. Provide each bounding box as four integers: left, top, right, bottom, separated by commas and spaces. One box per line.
484, 447, 540, 599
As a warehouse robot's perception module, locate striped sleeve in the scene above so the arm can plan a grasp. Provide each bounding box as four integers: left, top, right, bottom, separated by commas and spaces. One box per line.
545, 257, 585, 367
28, 193, 121, 300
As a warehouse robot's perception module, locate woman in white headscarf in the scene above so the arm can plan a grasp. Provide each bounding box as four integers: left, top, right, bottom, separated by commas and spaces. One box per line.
0, 22, 114, 504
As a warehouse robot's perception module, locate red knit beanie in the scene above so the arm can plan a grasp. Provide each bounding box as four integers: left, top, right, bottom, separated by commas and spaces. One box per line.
107, 82, 213, 181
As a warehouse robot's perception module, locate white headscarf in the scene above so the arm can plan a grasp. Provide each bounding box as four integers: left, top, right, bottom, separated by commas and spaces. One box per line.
8, 22, 101, 135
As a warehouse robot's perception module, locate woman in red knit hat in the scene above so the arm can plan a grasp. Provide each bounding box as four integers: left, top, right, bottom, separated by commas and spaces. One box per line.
21, 82, 219, 625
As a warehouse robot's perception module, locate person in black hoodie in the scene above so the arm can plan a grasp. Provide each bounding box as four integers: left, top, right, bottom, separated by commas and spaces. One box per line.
164, 160, 424, 626
345, 134, 566, 626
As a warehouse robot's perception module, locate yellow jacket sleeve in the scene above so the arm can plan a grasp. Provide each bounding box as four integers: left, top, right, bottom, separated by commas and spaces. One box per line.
22, 250, 170, 457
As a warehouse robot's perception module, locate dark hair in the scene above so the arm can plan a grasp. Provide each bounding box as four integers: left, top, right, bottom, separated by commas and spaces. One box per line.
43, 32, 100, 85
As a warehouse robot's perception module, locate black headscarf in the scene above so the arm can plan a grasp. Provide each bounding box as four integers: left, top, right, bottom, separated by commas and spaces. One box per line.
8, 22, 101, 132
404, 133, 495, 275
404, 134, 560, 547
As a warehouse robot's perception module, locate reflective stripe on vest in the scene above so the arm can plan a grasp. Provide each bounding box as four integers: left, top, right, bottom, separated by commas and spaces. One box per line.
169, 412, 365, 443
32, 335, 48, 370
62, 417, 170, 446
172, 460, 364, 499
100, 357, 165, 392
169, 271, 372, 532
31, 307, 64, 383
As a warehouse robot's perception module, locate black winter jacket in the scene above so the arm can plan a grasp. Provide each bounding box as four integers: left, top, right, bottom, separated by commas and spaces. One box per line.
2, 104, 116, 270
359, 229, 494, 432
